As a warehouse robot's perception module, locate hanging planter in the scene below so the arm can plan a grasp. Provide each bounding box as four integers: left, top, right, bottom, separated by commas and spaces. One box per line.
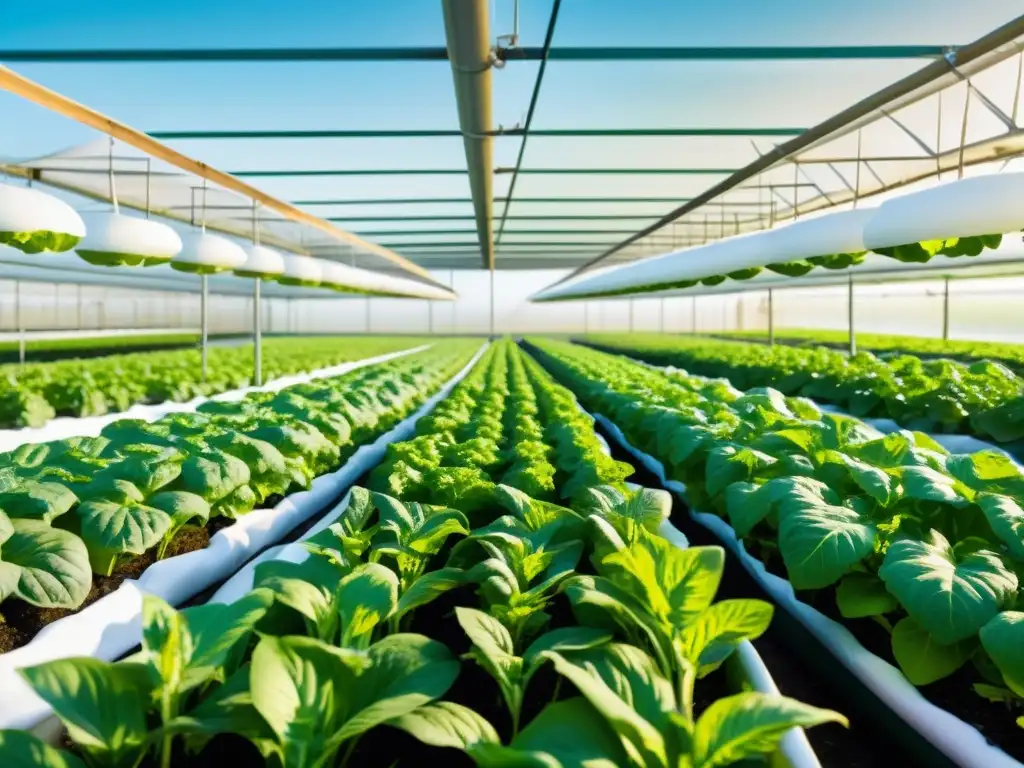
0, 183, 85, 254
170, 232, 247, 274
76, 213, 183, 267
277, 254, 323, 287
235, 244, 285, 279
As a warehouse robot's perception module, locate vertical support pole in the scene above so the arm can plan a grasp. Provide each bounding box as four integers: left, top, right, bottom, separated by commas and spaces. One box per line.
428, 299, 434, 335
659, 298, 665, 333
847, 276, 856, 356
200, 275, 209, 382
15, 279, 25, 366
76, 284, 82, 329
253, 279, 263, 386
628, 298, 634, 333
365, 297, 371, 334
767, 288, 775, 347
584, 302, 589, 333
691, 297, 697, 333
450, 269, 457, 334
942, 278, 951, 342
489, 269, 495, 338
133, 299, 139, 328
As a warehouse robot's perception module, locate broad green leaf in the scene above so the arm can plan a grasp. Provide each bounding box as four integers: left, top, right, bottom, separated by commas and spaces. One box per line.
171, 664, 277, 757
0, 481, 78, 523
75, 499, 172, 555
473, 697, 630, 768
0, 520, 91, 608
522, 627, 613, 671
0, 730, 87, 768
0, 508, 12, 547
777, 496, 876, 590
74, 478, 144, 506
181, 588, 274, 689
691, 692, 846, 768
545, 650, 669, 767
145, 491, 211, 527
335, 633, 460, 743
879, 531, 1018, 644
141, 595, 193, 707
456, 607, 519, 682
897, 466, 965, 504
178, 451, 251, 502
891, 617, 973, 686
249, 634, 366, 766
601, 534, 725, 629
705, 446, 777, 498
835, 574, 898, 619
19, 659, 153, 768
977, 494, 1024, 559
979, 611, 1024, 697
395, 566, 465, 619
388, 700, 500, 751
336, 563, 399, 647
677, 599, 774, 669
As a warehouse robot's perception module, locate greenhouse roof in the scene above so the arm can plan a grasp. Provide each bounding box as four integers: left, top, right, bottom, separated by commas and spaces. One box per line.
1, 1, 1023, 287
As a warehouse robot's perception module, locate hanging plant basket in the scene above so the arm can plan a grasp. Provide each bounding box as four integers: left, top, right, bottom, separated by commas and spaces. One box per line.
171, 232, 247, 274
277, 254, 323, 287
0, 183, 85, 254
75, 213, 183, 267
235, 245, 286, 279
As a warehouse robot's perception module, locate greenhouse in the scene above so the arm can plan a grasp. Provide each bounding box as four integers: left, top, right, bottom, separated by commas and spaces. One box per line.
1, 2, 1024, 767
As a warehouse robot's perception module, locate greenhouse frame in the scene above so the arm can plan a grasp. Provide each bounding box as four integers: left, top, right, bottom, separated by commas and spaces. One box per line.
2, 2, 1024, 767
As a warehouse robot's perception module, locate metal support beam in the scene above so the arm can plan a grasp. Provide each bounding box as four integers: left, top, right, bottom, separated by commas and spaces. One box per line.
767, 289, 775, 346
14, 280, 25, 366
659, 298, 665, 333
253, 279, 263, 386
366, 297, 371, 333
0, 65, 441, 287
229, 167, 737, 178
546, 14, 1024, 287
442, 0, 495, 269
489, 269, 495, 337
150, 126, 808, 139
0, 45, 957, 63
942, 277, 951, 341
692, 297, 697, 333
76, 284, 82, 329
628, 299, 635, 332
200, 275, 209, 381
496, 0, 562, 250
848, 276, 856, 356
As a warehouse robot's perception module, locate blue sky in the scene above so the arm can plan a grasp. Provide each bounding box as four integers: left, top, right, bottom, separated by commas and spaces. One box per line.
1, 0, 1021, 268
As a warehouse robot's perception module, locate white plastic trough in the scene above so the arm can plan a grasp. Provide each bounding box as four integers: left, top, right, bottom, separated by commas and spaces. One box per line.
535, 171, 1024, 302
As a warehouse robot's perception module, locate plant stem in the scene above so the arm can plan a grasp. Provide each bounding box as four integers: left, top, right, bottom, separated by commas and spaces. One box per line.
677, 664, 696, 723
339, 736, 360, 768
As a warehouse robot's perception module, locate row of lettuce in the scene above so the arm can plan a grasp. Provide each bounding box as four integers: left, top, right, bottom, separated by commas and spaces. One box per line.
718, 329, 1024, 375
0, 340, 844, 767
0, 341, 477, 645
0, 336, 425, 430
530, 337, 1024, 745
584, 333, 1024, 449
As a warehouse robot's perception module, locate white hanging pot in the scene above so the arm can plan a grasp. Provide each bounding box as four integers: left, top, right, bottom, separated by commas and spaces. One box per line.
75, 212, 183, 267
319, 261, 366, 293
277, 254, 323, 287
235, 245, 286, 279
0, 183, 86, 254
171, 232, 247, 275
864, 173, 1024, 250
